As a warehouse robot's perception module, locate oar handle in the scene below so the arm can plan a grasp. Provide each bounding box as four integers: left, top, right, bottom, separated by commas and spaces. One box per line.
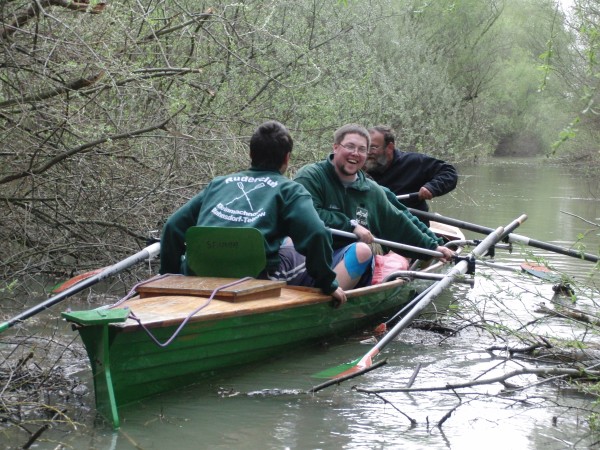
408, 209, 599, 263
328, 228, 443, 258
396, 192, 420, 201
0, 243, 161, 333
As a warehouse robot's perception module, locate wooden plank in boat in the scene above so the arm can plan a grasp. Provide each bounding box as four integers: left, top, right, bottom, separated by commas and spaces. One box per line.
117, 286, 332, 330
136, 275, 286, 302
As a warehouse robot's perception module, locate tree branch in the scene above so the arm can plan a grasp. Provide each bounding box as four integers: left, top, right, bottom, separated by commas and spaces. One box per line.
0, 110, 182, 185
0, 72, 106, 110
1, 0, 106, 40
356, 366, 600, 394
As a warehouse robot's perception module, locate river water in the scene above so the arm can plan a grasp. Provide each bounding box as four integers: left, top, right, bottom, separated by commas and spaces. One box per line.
2, 158, 599, 449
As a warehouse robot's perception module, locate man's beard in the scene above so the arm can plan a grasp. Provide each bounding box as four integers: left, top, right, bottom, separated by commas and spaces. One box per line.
337, 161, 360, 177
365, 155, 387, 174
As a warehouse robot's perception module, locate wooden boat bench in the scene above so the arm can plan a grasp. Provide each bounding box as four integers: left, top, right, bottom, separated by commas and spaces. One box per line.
136, 275, 286, 302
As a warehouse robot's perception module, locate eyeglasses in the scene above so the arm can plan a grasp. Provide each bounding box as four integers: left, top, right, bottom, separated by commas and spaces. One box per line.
368, 145, 382, 153
338, 142, 368, 155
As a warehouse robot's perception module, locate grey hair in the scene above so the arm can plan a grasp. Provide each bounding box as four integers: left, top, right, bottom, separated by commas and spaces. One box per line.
368, 125, 396, 146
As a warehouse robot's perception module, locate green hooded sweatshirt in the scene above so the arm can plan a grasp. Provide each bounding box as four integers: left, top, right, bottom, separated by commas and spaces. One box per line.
160, 167, 338, 294
294, 156, 441, 259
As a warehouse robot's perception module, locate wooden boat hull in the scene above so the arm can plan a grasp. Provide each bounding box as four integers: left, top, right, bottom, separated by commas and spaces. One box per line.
63, 275, 433, 428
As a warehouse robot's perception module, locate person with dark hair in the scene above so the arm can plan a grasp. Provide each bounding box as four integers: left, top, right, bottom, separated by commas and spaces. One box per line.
294, 123, 454, 289
366, 125, 458, 215
159, 120, 346, 305
249, 120, 293, 169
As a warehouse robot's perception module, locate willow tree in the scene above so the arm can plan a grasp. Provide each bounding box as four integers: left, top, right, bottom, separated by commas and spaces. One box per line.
0, 0, 486, 282
1, 1, 218, 280
550, 0, 600, 166
1, 1, 345, 279
402, 0, 578, 157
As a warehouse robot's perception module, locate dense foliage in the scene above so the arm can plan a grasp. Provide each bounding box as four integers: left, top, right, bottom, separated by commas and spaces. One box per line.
1, 2, 598, 445
0, 0, 597, 278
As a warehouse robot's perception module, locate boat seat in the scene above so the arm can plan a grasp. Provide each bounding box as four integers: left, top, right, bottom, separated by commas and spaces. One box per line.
184, 226, 266, 278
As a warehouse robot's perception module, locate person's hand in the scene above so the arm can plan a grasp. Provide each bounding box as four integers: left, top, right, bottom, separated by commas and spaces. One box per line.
419, 186, 433, 200
436, 246, 455, 263
331, 287, 347, 308
353, 224, 374, 244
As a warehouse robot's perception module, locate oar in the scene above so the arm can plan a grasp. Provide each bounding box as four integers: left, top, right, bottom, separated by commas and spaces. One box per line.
50, 267, 107, 293
480, 260, 561, 282
328, 228, 443, 258
408, 209, 599, 263
381, 270, 474, 286
0, 243, 161, 334
520, 262, 564, 283
313, 214, 527, 383
379, 282, 439, 330
383, 259, 552, 330
396, 192, 420, 201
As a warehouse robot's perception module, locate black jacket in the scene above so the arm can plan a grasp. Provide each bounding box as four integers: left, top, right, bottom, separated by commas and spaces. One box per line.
369, 149, 458, 211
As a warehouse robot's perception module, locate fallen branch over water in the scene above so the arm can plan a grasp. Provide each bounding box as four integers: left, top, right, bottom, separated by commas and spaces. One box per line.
351, 387, 417, 427
353, 366, 600, 394
535, 303, 600, 327
22, 408, 69, 450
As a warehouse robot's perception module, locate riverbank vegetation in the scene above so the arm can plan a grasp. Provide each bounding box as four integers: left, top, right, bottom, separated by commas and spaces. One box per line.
0, 0, 598, 278
1, 1, 599, 445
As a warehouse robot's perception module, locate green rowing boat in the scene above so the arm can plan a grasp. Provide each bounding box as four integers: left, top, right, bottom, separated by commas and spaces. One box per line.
62, 223, 463, 429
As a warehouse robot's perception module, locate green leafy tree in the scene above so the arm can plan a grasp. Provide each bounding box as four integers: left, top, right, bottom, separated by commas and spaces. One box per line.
550, 0, 600, 165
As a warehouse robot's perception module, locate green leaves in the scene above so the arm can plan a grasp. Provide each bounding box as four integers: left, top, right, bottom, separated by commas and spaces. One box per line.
550, 117, 580, 154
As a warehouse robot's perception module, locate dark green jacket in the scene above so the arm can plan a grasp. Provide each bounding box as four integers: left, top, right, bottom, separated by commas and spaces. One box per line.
294, 156, 441, 259
160, 167, 339, 294
382, 187, 443, 245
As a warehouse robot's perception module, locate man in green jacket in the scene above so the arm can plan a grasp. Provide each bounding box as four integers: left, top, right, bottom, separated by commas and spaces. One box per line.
294, 123, 454, 289
159, 120, 346, 305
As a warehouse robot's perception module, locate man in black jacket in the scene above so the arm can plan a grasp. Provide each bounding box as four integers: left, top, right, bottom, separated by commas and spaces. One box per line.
366, 125, 458, 214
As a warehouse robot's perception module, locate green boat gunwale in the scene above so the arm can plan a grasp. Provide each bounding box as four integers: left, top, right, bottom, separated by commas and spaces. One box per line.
109, 276, 413, 331
62, 230, 461, 429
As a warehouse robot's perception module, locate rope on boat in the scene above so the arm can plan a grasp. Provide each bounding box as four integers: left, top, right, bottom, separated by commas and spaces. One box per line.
128, 277, 253, 348
106, 273, 172, 309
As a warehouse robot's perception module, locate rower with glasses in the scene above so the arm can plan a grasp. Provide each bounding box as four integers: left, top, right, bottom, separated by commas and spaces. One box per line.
337, 142, 369, 155
294, 123, 454, 289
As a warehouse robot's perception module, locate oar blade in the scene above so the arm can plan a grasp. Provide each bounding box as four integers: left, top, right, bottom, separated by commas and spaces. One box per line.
520, 262, 561, 282
313, 350, 376, 379
312, 358, 362, 379
50, 268, 106, 294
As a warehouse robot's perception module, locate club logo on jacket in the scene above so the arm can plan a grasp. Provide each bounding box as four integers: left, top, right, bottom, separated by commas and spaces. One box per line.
224, 175, 278, 188
211, 180, 269, 223
226, 181, 266, 211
